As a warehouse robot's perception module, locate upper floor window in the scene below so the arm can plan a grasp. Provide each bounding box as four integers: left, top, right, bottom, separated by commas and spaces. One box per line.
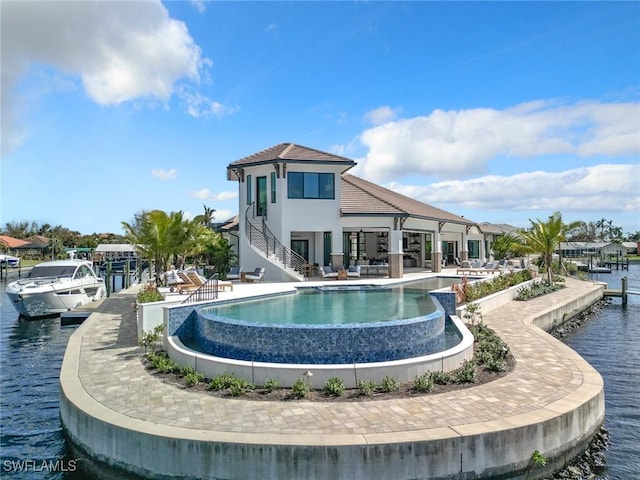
246, 174, 252, 204
287, 172, 334, 199
270, 172, 276, 203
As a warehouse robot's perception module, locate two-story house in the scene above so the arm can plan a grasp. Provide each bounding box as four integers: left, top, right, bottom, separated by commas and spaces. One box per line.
227, 143, 486, 282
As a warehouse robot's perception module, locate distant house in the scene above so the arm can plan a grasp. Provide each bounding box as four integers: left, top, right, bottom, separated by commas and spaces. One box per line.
214, 215, 239, 257
0, 235, 30, 254
558, 241, 630, 258
1, 235, 49, 258
621, 242, 638, 255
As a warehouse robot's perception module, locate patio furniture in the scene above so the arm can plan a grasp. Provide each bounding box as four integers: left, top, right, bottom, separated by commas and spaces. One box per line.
245, 267, 265, 282
319, 266, 338, 280
346, 265, 361, 278
227, 266, 242, 281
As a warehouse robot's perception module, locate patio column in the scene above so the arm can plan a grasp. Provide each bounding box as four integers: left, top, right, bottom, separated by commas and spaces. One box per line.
433, 231, 442, 273
388, 229, 403, 278
330, 228, 344, 269
460, 231, 469, 262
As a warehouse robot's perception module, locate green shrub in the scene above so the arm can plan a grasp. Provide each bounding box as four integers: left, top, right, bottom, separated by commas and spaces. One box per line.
291, 378, 309, 399
453, 360, 478, 383
379, 375, 399, 393
137, 283, 164, 303
184, 371, 205, 387
263, 378, 281, 393
209, 372, 239, 391
228, 378, 254, 396
324, 377, 345, 397
139, 324, 165, 353
515, 281, 563, 301
430, 370, 454, 385
356, 380, 377, 396
455, 269, 533, 304
412, 372, 434, 393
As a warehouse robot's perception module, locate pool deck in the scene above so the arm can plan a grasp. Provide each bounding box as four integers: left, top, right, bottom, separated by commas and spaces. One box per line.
60, 272, 605, 479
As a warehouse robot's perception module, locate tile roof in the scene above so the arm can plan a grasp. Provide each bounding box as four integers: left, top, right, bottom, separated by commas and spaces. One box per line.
0, 235, 30, 248
341, 174, 476, 226
228, 143, 356, 168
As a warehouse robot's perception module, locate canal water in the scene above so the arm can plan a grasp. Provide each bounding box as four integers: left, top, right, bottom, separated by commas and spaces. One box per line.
0, 267, 638, 479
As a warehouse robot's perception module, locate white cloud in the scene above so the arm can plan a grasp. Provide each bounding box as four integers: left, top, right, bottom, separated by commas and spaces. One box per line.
152, 168, 177, 181
1, 0, 209, 156
358, 100, 640, 182
363, 105, 401, 126
386, 163, 640, 213
179, 88, 239, 119
190, 189, 238, 201
189, 0, 207, 14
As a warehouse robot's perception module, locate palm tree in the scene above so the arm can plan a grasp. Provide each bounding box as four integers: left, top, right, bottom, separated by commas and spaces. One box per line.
519, 211, 564, 284
122, 210, 192, 284
491, 232, 523, 260
193, 204, 216, 228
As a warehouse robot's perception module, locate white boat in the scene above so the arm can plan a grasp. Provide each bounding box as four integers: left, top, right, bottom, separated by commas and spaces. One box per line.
0, 254, 20, 267
5, 259, 106, 318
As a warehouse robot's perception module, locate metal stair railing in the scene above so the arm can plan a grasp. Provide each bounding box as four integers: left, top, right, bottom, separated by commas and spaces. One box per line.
181, 275, 219, 304
244, 204, 307, 277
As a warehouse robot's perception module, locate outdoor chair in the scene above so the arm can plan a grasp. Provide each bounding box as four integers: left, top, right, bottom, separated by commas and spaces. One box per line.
227, 266, 242, 281
346, 265, 361, 278
319, 266, 338, 280
245, 267, 265, 282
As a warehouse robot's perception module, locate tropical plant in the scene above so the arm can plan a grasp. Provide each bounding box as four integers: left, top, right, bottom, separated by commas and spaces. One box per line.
121, 210, 193, 284
519, 212, 564, 284
491, 232, 523, 260
323, 377, 345, 396
193, 204, 216, 228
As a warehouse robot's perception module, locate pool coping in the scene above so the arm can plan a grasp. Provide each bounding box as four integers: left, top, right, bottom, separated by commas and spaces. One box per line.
59, 274, 606, 479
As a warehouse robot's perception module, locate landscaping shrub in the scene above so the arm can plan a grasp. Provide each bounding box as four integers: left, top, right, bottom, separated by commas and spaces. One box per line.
515, 281, 564, 301
379, 375, 399, 393
263, 378, 281, 393
356, 380, 377, 396
324, 377, 345, 397
229, 378, 254, 396
291, 378, 309, 399
412, 372, 434, 393
452, 360, 478, 383
209, 372, 239, 391
137, 283, 164, 303
454, 270, 533, 304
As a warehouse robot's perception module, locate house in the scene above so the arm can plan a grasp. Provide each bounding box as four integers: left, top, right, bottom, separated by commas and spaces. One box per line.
558, 241, 630, 259
227, 143, 492, 282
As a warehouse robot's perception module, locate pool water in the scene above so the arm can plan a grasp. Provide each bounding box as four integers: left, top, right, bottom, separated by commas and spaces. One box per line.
200, 286, 438, 325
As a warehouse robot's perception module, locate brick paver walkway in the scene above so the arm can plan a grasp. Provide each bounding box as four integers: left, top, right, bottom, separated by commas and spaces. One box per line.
69, 277, 602, 442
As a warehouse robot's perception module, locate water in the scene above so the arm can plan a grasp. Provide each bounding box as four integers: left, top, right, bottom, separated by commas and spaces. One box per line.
202, 285, 439, 325
562, 265, 640, 478
0, 268, 638, 478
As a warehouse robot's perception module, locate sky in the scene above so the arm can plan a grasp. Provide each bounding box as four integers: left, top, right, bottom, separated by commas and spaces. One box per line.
1, 1, 639, 237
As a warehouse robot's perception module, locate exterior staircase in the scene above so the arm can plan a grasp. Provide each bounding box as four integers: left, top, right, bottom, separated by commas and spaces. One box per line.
244, 206, 306, 281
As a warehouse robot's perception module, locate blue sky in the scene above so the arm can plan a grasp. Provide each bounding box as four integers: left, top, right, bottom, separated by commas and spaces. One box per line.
2, 1, 639, 236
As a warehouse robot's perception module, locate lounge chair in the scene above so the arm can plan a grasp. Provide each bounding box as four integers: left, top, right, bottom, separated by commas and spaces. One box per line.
319, 266, 338, 280
245, 267, 265, 282
176, 272, 199, 293
227, 266, 242, 281
346, 265, 361, 278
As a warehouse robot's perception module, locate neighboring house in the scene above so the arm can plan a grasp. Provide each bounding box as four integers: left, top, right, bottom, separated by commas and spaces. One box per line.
214, 215, 240, 258
477, 222, 521, 261
226, 143, 489, 282
0, 235, 30, 256
621, 242, 638, 255
558, 241, 630, 259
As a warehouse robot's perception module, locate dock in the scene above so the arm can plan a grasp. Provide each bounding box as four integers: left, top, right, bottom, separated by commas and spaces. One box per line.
603, 277, 639, 306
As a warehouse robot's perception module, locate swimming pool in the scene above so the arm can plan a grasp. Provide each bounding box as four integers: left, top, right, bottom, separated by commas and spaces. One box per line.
180, 283, 459, 364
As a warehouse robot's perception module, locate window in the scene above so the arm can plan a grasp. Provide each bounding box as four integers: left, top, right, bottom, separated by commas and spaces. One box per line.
256, 176, 267, 216
270, 172, 276, 203
287, 172, 335, 199
246, 174, 252, 204
468, 240, 480, 259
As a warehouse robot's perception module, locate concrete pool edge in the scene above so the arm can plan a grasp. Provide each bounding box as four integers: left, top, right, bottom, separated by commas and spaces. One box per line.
165, 312, 474, 389
59, 277, 606, 479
